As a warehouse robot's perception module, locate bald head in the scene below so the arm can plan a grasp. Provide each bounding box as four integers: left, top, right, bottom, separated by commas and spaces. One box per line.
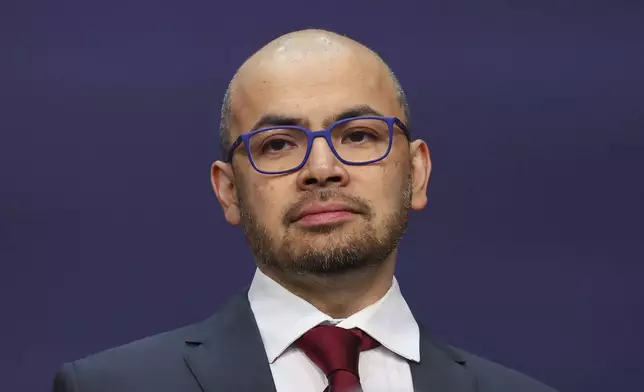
218, 29, 410, 157
210, 30, 432, 284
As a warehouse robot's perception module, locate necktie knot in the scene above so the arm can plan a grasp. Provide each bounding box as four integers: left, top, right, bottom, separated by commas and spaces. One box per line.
296, 325, 380, 392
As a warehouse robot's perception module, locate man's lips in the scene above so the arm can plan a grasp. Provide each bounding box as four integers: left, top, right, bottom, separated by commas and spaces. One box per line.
291, 203, 361, 223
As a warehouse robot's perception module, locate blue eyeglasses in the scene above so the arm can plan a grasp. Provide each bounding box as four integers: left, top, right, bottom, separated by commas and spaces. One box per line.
224, 116, 410, 175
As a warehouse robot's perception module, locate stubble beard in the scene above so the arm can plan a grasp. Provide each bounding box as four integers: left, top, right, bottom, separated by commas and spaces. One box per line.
237, 178, 412, 276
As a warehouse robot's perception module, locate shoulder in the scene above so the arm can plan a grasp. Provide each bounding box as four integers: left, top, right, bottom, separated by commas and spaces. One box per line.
53, 293, 251, 391
75, 322, 198, 369
54, 322, 202, 391
448, 345, 558, 392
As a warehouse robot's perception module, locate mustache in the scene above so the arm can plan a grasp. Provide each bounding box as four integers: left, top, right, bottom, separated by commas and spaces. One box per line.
282, 190, 372, 225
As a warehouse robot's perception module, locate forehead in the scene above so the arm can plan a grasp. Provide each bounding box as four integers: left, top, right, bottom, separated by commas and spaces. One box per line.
231, 48, 401, 133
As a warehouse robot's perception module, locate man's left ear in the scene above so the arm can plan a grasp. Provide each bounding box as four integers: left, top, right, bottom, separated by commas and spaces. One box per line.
211, 160, 241, 225
409, 140, 431, 210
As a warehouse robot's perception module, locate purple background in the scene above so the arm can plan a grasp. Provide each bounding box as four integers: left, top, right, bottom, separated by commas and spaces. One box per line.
1, 1, 643, 391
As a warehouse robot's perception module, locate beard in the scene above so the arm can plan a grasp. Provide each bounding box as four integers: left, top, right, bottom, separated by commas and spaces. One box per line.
237, 176, 412, 276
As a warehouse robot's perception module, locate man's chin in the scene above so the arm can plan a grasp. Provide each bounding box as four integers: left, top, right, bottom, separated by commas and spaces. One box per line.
296, 223, 350, 234
286, 233, 364, 254
282, 256, 373, 275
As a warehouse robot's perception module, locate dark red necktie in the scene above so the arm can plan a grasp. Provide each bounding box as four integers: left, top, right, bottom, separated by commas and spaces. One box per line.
296, 325, 381, 392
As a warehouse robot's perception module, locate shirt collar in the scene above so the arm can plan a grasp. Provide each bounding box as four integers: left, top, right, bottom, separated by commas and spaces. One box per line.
248, 268, 420, 364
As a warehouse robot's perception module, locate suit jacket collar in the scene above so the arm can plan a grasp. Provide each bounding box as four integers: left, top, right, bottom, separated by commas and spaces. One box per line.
183, 289, 277, 392
411, 321, 476, 392
182, 290, 474, 392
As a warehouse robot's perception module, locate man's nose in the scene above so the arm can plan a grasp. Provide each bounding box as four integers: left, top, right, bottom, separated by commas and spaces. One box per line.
297, 137, 349, 188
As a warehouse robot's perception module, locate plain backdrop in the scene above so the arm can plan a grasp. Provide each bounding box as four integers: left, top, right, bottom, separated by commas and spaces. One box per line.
1, 1, 642, 391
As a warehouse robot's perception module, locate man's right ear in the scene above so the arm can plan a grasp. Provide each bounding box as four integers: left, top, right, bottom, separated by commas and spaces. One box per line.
211, 161, 241, 225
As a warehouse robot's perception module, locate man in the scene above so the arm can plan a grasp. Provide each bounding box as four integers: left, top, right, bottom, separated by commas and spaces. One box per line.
53, 29, 557, 392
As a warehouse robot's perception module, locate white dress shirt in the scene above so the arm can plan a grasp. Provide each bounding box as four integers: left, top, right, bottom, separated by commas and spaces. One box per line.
248, 268, 420, 392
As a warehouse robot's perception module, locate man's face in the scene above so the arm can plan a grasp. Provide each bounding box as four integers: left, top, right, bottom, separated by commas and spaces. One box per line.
216, 42, 422, 275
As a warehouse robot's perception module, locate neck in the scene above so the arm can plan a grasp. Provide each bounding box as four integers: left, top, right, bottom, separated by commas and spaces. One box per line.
259, 255, 397, 318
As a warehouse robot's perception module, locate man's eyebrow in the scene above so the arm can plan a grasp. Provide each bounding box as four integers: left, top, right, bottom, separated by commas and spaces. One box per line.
250, 105, 385, 131
324, 105, 384, 127
251, 114, 304, 131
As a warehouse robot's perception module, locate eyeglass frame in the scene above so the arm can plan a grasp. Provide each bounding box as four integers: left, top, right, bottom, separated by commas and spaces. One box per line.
223, 115, 411, 175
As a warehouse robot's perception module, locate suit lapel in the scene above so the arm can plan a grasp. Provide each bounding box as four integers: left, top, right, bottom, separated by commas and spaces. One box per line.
181, 290, 475, 392
183, 292, 277, 392
410, 325, 476, 392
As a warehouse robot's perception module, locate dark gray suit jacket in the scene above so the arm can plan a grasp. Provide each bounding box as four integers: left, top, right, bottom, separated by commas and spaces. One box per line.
53, 291, 557, 392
